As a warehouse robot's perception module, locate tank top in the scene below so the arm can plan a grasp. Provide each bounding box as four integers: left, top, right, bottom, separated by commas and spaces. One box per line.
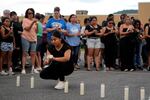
48, 43, 73, 64
1, 26, 13, 43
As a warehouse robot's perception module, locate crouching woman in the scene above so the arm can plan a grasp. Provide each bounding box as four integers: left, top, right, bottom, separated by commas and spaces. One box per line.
40, 30, 74, 89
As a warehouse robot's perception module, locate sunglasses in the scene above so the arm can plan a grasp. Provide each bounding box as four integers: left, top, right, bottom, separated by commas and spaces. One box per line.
109, 22, 113, 24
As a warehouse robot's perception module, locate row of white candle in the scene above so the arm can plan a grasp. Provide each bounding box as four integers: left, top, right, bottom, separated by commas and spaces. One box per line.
16, 75, 34, 88
16, 75, 147, 100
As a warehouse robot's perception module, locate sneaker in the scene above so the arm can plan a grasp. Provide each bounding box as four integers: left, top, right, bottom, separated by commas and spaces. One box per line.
36, 67, 42, 71
143, 68, 148, 71
74, 64, 80, 69
54, 81, 65, 89
43, 65, 49, 69
33, 69, 39, 74
21, 69, 26, 74
106, 67, 110, 71
130, 69, 134, 72
8, 71, 15, 75
0, 70, 8, 76
110, 67, 115, 71
124, 69, 128, 72
8, 67, 15, 75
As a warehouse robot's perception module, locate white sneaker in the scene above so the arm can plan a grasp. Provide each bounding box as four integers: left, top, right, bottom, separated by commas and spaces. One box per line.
124, 69, 128, 72
43, 65, 49, 69
0, 70, 8, 76
8, 68, 15, 75
54, 81, 65, 89
33, 69, 39, 74
21, 69, 26, 74
8, 71, 15, 75
130, 69, 134, 72
36, 67, 42, 71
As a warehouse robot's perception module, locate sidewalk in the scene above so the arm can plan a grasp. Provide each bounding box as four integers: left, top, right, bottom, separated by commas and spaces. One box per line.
0, 70, 150, 100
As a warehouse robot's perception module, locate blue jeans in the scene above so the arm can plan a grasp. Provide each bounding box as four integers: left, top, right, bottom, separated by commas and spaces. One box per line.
134, 41, 143, 66
71, 46, 80, 64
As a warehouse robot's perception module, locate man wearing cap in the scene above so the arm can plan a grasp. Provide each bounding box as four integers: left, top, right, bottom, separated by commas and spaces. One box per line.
46, 7, 67, 44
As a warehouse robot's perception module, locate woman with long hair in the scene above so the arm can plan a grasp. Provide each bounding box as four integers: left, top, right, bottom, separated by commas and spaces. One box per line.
40, 30, 74, 89
21, 8, 39, 74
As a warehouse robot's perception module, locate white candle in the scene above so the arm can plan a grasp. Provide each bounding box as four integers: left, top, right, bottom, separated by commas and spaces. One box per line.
16, 75, 20, 87
80, 81, 85, 95
140, 87, 145, 100
30, 76, 34, 88
148, 96, 150, 100
64, 81, 69, 93
124, 86, 129, 100
100, 83, 105, 98
47, 55, 53, 59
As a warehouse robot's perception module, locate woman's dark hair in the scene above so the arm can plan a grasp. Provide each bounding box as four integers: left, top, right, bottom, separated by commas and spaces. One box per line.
35, 13, 41, 20
89, 16, 97, 22
52, 30, 66, 43
40, 14, 45, 19
10, 11, 17, 17
133, 19, 141, 29
84, 18, 89, 24
25, 8, 35, 18
68, 14, 76, 22
1, 17, 10, 24
107, 14, 114, 20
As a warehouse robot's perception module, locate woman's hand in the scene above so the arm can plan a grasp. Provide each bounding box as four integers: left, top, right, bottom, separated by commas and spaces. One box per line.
43, 59, 49, 65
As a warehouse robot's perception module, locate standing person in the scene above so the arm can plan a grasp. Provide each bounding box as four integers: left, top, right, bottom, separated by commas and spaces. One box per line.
35, 13, 43, 71
133, 19, 144, 69
46, 7, 67, 43
40, 14, 47, 67
66, 14, 81, 70
144, 17, 150, 71
0, 9, 11, 71
2, 9, 10, 18
0, 23, 2, 75
0, 17, 15, 75
21, 8, 38, 74
10, 11, 23, 71
85, 16, 103, 71
101, 14, 115, 27
101, 19, 118, 71
40, 30, 74, 89
80, 18, 90, 68
119, 17, 136, 71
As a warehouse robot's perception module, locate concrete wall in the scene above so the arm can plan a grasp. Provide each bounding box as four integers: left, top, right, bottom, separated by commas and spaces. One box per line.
138, 2, 150, 24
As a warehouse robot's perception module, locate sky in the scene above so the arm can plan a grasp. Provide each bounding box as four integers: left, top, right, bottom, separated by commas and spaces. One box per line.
0, 0, 149, 16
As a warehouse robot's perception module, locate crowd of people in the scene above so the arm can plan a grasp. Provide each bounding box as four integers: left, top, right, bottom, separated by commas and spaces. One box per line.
0, 7, 150, 77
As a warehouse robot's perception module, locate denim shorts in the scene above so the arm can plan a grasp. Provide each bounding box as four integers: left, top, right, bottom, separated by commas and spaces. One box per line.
0, 42, 13, 52
87, 38, 104, 48
21, 37, 37, 52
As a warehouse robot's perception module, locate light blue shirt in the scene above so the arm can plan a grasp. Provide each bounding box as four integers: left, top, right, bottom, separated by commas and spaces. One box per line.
46, 18, 66, 40
66, 22, 81, 46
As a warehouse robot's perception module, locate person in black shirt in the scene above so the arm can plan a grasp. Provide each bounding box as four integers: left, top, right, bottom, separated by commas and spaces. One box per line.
10, 11, 23, 71
0, 17, 15, 75
85, 16, 103, 71
40, 30, 74, 89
